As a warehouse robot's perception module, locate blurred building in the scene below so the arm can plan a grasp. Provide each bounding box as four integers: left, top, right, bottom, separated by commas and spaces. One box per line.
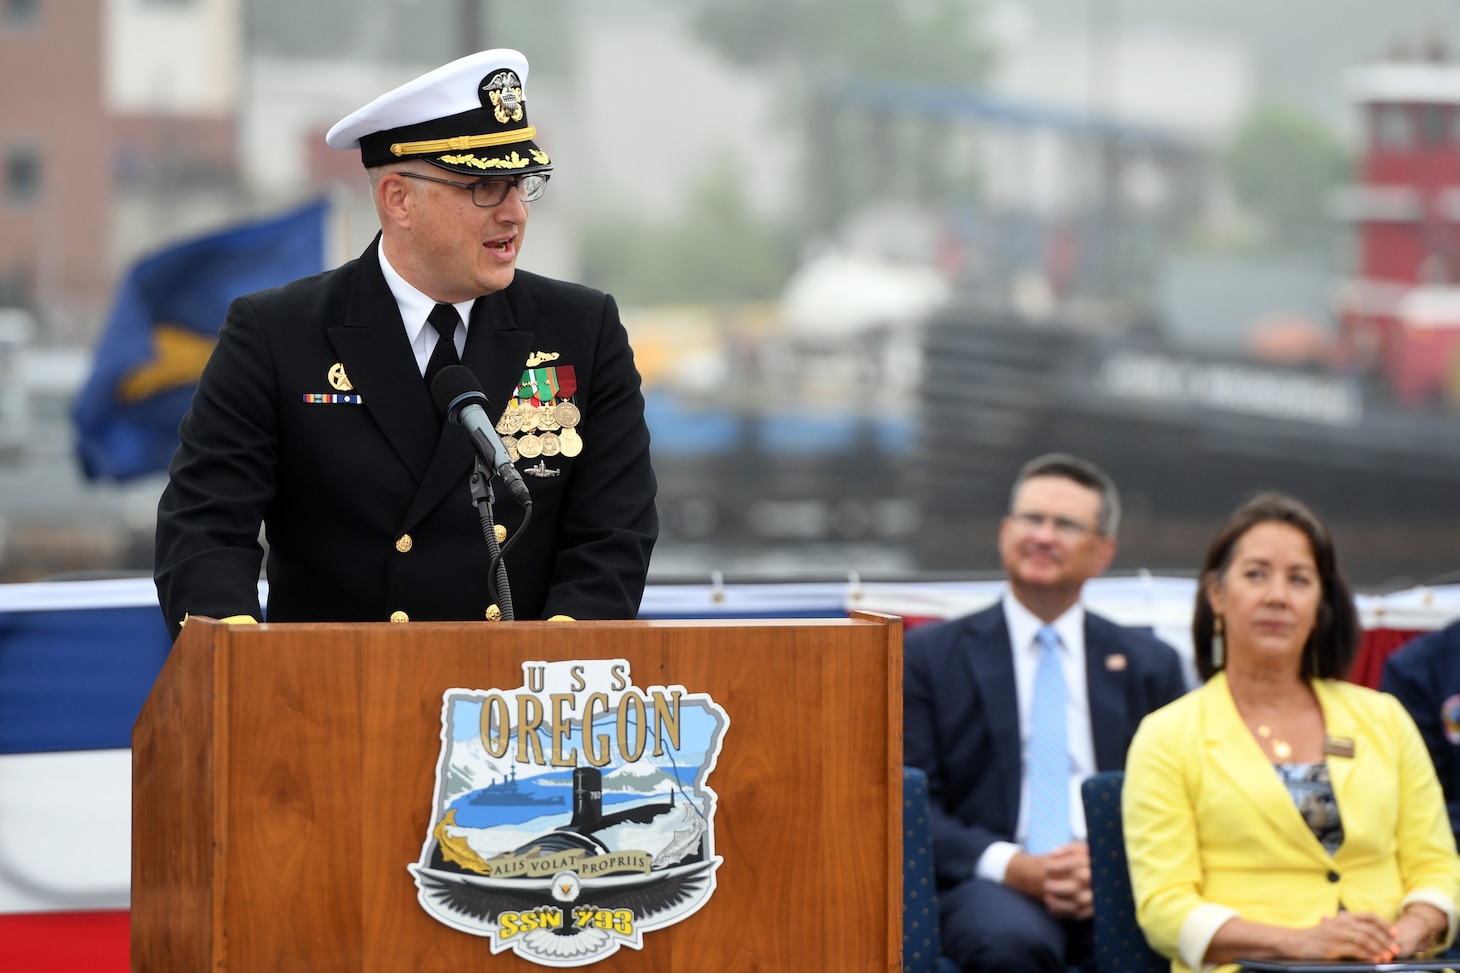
991, 20, 1252, 146
0, 1, 111, 332
2, 0, 809, 335
795, 17, 1256, 327
0, 0, 245, 342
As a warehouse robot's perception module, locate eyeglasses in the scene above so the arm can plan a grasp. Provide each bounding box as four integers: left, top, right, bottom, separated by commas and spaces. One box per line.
1009, 511, 1099, 540
398, 171, 549, 207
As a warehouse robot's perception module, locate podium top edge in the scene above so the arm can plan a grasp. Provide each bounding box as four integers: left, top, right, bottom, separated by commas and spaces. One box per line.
185, 615, 896, 631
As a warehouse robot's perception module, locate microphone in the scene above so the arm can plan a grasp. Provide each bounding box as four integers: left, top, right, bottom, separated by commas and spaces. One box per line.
430, 364, 532, 507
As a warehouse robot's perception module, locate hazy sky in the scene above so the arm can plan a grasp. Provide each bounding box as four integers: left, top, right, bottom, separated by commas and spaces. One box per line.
1014, 0, 1460, 134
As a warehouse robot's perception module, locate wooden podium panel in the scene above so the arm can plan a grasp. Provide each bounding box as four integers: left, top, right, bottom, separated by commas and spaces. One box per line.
132, 614, 902, 972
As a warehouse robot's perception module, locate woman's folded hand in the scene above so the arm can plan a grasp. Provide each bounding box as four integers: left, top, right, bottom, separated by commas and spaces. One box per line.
1301, 912, 1395, 962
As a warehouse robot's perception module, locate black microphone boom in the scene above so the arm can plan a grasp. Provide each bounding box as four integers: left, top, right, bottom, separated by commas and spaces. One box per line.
430, 364, 533, 507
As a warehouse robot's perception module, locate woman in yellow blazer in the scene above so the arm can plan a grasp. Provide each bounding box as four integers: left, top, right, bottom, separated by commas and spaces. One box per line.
1124, 493, 1460, 973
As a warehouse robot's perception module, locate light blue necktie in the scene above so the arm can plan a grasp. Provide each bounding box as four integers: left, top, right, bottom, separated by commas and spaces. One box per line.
1026, 624, 1070, 855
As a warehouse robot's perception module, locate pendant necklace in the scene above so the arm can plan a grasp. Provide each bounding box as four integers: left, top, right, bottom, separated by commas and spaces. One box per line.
1256, 724, 1292, 761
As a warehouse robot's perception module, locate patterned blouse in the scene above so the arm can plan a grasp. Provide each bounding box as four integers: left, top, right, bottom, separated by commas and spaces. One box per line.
1275, 761, 1344, 855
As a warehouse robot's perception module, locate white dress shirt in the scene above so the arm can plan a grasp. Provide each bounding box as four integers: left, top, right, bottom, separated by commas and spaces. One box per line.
378, 246, 471, 377
976, 593, 1097, 884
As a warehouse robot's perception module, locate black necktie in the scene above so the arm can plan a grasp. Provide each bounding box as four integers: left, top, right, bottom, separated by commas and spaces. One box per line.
423, 302, 461, 390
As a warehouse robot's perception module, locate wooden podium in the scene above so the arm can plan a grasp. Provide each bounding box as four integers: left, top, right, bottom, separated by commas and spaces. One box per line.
132, 614, 903, 972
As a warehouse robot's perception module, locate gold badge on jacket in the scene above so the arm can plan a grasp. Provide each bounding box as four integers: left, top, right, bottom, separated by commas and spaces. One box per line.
303, 362, 364, 405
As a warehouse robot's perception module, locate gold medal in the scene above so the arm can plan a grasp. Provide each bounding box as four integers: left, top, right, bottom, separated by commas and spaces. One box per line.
502, 434, 520, 462
540, 432, 561, 456
537, 406, 560, 431
555, 401, 581, 427
517, 433, 543, 458
495, 409, 517, 435
518, 406, 539, 433
559, 426, 583, 457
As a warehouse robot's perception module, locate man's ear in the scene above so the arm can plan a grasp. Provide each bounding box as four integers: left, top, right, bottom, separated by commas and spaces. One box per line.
377, 170, 414, 228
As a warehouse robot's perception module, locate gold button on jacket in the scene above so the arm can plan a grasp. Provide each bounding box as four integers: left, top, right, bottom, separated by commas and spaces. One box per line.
390, 610, 409, 623
395, 534, 413, 553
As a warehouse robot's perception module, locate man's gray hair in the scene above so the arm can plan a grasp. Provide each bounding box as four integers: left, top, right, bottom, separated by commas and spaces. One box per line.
1009, 453, 1121, 536
367, 160, 419, 193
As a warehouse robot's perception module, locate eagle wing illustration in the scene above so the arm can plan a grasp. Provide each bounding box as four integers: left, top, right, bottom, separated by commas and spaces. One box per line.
415, 869, 552, 923
577, 862, 715, 922
413, 859, 716, 929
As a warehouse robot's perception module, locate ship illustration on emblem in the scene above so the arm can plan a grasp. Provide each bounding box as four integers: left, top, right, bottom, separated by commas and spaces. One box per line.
409, 659, 729, 967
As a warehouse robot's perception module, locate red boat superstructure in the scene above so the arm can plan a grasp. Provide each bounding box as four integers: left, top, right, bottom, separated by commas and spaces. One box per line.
1336, 49, 1460, 408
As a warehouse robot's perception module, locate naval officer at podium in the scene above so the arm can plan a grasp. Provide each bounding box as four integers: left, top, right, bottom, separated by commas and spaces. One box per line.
154, 48, 657, 639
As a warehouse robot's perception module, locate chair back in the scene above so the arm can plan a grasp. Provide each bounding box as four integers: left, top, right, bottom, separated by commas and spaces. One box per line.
903, 766, 959, 973
1081, 770, 1168, 973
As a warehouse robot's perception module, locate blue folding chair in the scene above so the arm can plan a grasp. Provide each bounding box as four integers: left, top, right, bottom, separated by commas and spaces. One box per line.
1081, 770, 1168, 973
904, 766, 961, 973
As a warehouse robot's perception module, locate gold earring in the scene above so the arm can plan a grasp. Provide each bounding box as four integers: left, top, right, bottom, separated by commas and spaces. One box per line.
1212, 615, 1225, 669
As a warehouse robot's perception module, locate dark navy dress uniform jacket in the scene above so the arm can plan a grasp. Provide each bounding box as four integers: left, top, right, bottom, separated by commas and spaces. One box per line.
155, 237, 657, 639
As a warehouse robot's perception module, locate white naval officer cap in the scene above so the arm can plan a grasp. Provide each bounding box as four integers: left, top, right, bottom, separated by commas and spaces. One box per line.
325, 48, 552, 177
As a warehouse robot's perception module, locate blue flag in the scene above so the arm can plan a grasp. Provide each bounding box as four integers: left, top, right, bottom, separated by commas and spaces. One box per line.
74, 198, 329, 481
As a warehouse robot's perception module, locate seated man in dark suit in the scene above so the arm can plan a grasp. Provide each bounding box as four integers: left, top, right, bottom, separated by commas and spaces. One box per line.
1382, 618, 1460, 842
904, 453, 1188, 973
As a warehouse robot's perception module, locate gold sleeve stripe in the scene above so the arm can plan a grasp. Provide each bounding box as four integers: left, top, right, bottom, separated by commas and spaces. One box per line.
390, 126, 537, 157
